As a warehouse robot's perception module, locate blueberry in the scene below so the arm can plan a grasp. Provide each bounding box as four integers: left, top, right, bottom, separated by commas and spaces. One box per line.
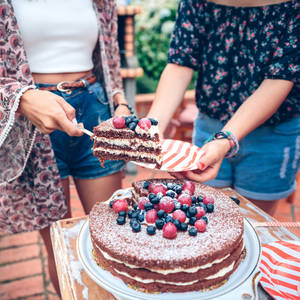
118, 211, 126, 217
130, 218, 138, 226
166, 190, 176, 198
143, 181, 151, 190
191, 196, 196, 204
189, 216, 197, 226
125, 117, 132, 126
147, 226, 156, 235
133, 204, 138, 210
197, 195, 204, 202
138, 214, 145, 222
206, 203, 214, 213
136, 209, 141, 214
181, 204, 189, 212
189, 227, 197, 236
174, 202, 182, 210
132, 221, 141, 232
200, 216, 208, 224
144, 202, 154, 211
155, 219, 165, 229
174, 185, 182, 194
157, 210, 165, 219
180, 222, 188, 231
109, 200, 115, 208
117, 216, 125, 225
162, 182, 168, 187
189, 207, 197, 217
186, 211, 191, 219
128, 209, 134, 218
128, 122, 137, 130
156, 192, 164, 200
150, 197, 160, 205
148, 193, 156, 201
149, 118, 158, 126
165, 216, 174, 223
198, 202, 207, 212
173, 219, 181, 229
131, 212, 139, 219
167, 183, 175, 190
191, 204, 196, 207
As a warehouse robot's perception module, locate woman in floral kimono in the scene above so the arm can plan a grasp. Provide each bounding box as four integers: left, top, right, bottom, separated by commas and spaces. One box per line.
148, 0, 300, 216
0, 0, 130, 295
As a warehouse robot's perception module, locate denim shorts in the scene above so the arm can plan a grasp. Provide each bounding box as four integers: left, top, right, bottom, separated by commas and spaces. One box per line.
193, 112, 300, 201
35, 78, 124, 180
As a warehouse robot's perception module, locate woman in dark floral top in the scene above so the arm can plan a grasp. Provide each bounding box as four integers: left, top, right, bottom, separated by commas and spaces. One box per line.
148, 0, 300, 216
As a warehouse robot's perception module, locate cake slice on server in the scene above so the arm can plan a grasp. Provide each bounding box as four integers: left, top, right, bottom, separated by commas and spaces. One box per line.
91, 115, 163, 167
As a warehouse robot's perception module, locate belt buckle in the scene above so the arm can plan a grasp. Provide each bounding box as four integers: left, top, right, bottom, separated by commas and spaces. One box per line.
57, 81, 74, 94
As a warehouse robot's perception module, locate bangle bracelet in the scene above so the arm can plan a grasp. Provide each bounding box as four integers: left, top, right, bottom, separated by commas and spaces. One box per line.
114, 103, 134, 115
204, 131, 239, 158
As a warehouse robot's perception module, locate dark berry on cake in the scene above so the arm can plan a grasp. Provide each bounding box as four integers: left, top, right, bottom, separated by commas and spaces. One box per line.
155, 218, 165, 229
109, 200, 115, 208
150, 196, 160, 205
143, 181, 151, 189
130, 218, 137, 227
112, 199, 128, 213
128, 209, 134, 218
131, 211, 139, 219
118, 211, 126, 217
117, 216, 126, 225
195, 219, 207, 232
167, 182, 175, 190
133, 204, 138, 210
147, 226, 156, 235
178, 194, 192, 207
189, 206, 197, 217
181, 203, 189, 212
131, 220, 141, 232
157, 210, 165, 219
206, 203, 214, 213
144, 202, 154, 211
112, 116, 126, 129
173, 219, 181, 229
174, 202, 182, 210
163, 222, 177, 239
180, 222, 188, 231
159, 196, 175, 213
149, 118, 158, 126
166, 190, 176, 198
174, 184, 182, 194
156, 192, 164, 200
128, 122, 137, 131
189, 216, 197, 226
198, 202, 208, 212
165, 215, 174, 223
189, 227, 197, 236
203, 195, 215, 205
200, 216, 208, 224
191, 196, 196, 204
138, 197, 150, 210
197, 195, 204, 202
145, 209, 158, 224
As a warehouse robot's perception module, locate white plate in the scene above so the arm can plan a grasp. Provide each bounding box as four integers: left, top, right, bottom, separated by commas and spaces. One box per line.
132, 139, 205, 172
77, 218, 261, 300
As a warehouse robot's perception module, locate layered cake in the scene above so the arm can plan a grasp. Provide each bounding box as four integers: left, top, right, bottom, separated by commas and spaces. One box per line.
89, 179, 244, 293
92, 115, 162, 167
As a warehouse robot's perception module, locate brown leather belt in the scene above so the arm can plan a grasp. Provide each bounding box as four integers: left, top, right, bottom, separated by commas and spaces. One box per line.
38, 74, 97, 93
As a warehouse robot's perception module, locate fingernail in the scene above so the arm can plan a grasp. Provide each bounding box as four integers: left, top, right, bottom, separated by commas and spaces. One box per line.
199, 162, 205, 169
72, 118, 78, 125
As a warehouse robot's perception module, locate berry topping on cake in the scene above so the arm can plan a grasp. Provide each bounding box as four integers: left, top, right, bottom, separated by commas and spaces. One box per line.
117, 216, 126, 225
138, 118, 152, 130
189, 227, 198, 236
173, 219, 181, 229
173, 210, 186, 223
128, 122, 137, 131
178, 194, 192, 207
144, 202, 154, 211
112, 199, 128, 213
200, 216, 208, 224
195, 219, 207, 232
118, 211, 126, 217
173, 184, 182, 194
128, 209, 134, 218
145, 209, 158, 224
156, 192, 165, 200
143, 181, 151, 189
180, 222, 188, 231
165, 215, 174, 223
153, 204, 160, 211
148, 193, 156, 201
163, 222, 177, 239
197, 195, 204, 202
138, 197, 150, 210
157, 210, 165, 219
203, 195, 215, 205
181, 203, 189, 212
155, 218, 165, 229
189, 216, 197, 226
159, 196, 175, 213
152, 184, 167, 196
138, 214, 145, 222
147, 226, 156, 235
182, 181, 195, 195
206, 203, 214, 213
166, 190, 177, 198
131, 220, 141, 232
109, 200, 115, 208
174, 202, 182, 210
112, 116, 126, 129
189, 206, 197, 217
195, 206, 206, 219
149, 118, 158, 126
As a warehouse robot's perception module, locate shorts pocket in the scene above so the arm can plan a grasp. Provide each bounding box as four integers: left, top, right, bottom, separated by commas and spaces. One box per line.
91, 82, 109, 105
268, 116, 300, 136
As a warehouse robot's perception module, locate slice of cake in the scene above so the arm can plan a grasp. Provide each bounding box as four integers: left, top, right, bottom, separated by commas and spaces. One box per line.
92, 115, 162, 167
89, 179, 245, 293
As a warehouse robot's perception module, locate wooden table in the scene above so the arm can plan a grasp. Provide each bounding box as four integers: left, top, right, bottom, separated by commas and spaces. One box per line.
50, 188, 300, 300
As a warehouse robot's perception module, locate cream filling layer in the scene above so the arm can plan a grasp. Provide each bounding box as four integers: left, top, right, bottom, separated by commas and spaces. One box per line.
135, 125, 159, 138
114, 261, 235, 286
96, 244, 230, 275
95, 137, 161, 149
93, 147, 163, 163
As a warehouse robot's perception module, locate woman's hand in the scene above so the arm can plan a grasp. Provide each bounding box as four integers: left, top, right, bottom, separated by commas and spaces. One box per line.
113, 93, 131, 117
17, 89, 84, 136
170, 139, 230, 183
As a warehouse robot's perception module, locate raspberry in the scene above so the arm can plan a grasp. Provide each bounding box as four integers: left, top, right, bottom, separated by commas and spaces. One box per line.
178, 194, 192, 207
163, 222, 177, 239
148, 182, 156, 193
152, 184, 167, 196
145, 209, 158, 224
113, 199, 128, 213
138, 118, 152, 130
138, 197, 150, 210
182, 181, 195, 195
172, 210, 186, 223
203, 195, 215, 205
195, 207, 206, 219
112, 116, 125, 129
159, 196, 175, 213
195, 219, 207, 232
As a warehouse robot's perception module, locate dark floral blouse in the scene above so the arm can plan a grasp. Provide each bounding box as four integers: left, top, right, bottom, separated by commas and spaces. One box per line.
168, 0, 300, 126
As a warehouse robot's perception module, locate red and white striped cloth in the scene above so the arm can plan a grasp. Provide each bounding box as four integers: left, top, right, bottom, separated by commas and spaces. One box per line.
260, 241, 300, 300
134, 139, 205, 172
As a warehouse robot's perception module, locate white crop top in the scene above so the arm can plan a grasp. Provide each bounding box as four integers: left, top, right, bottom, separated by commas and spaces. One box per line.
11, 0, 99, 73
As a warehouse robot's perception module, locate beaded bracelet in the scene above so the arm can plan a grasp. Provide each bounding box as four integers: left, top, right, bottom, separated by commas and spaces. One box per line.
114, 103, 134, 115
204, 131, 239, 158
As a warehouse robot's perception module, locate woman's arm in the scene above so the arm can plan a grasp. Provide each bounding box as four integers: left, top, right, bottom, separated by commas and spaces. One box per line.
172, 78, 294, 183
147, 63, 194, 135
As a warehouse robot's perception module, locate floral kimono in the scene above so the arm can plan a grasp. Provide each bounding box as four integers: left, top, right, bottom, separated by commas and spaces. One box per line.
0, 0, 124, 233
